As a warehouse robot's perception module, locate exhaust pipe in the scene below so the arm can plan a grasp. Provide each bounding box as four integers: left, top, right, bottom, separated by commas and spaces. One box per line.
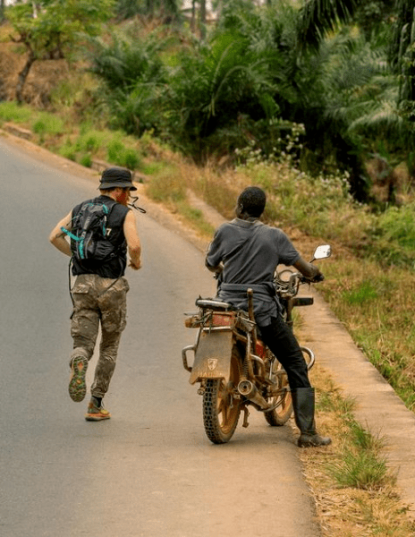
238, 380, 270, 410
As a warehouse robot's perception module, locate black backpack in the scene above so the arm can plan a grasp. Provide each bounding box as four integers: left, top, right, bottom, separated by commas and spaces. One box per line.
61, 199, 119, 262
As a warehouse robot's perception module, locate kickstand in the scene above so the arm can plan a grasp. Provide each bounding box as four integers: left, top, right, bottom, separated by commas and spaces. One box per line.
242, 406, 250, 428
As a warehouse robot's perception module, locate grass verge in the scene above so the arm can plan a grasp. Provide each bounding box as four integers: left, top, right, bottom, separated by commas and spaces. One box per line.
301, 364, 415, 537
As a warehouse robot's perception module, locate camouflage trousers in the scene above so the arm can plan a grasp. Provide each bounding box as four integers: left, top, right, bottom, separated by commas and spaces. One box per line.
70, 274, 129, 398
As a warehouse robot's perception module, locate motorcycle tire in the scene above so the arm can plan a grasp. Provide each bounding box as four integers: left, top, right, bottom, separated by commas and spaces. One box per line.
264, 346, 314, 426
202, 349, 242, 444
264, 351, 293, 426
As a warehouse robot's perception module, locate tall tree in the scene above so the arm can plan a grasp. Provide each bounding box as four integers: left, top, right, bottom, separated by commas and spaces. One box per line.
189, 0, 207, 39
200, 0, 206, 39
9, 0, 115, 103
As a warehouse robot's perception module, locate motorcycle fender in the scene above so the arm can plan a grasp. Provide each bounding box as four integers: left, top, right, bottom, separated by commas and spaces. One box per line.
189, 330, 234, 385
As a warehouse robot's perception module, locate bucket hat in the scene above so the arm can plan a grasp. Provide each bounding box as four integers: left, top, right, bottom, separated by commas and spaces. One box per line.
99, 167, 137, 191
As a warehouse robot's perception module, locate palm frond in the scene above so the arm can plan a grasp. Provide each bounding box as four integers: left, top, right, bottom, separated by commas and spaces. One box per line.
297, 0, 362, 49
348, 100, 404, 135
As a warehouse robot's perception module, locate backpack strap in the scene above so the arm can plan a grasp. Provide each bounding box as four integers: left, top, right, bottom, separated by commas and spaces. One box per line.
60, 227, 79, 241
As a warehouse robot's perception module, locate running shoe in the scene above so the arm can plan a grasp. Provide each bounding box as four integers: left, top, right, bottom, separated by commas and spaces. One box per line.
85, 399, 111, 421
68, 355, 88, 402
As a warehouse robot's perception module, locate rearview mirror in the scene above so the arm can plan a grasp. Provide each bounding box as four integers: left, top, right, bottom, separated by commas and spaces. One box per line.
312, 245, 331, 261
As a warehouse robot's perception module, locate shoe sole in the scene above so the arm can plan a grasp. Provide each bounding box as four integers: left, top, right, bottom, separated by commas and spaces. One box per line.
85, 414, 111, 422
68, 356, 88, 402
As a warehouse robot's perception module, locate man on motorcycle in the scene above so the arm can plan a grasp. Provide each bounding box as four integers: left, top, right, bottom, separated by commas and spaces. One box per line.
205, 186, 331, 447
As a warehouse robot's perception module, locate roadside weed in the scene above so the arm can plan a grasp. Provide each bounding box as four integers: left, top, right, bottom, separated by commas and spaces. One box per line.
147, 166, 186, 204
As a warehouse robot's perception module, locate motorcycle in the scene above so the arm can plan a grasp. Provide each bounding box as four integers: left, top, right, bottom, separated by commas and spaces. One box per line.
182, 245, 331, 444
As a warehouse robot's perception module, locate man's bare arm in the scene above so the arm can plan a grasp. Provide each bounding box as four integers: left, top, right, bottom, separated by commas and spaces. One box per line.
49, 211, 73, 257
123, 210, 142, 270
293, 256, 323, 281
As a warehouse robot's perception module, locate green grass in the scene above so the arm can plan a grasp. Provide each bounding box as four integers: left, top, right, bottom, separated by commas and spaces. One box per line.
147, 166, 186, 203
0, 102, 33, 123
76, 129, 107, 153
342, 280, 379, 304
314, 383, 393, 491
328, 420, 390, 490
0, 102, 143, 171
320, 257, 415, 413
79, 153, 93, 168
329, 449, 389, 490
176, 201, 215, 236
32, 114, 66, 143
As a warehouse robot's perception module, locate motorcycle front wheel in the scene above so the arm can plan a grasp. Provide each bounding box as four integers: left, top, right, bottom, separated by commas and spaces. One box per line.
203, 349, 242, 444
264, 346, 314, 426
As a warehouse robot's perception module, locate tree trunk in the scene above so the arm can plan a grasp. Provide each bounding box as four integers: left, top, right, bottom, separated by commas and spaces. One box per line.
200, 0, 206, 40
16, 49, 36, 104
0, 0, 5, 24
191, 0, 196, 33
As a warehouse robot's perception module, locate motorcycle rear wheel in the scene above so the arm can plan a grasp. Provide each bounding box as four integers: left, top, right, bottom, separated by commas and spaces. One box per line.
203, 350, 241, 444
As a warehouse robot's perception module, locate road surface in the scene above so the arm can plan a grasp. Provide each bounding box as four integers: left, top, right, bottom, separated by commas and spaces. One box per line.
0, 135, 321, 537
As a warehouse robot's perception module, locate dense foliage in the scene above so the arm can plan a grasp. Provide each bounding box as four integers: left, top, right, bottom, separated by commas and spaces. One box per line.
4, 0, 415, 203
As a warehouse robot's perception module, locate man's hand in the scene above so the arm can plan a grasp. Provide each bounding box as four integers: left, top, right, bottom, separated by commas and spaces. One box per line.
294, 258, 324, 282
129, 259, 142, 270
311, 271, 324, 283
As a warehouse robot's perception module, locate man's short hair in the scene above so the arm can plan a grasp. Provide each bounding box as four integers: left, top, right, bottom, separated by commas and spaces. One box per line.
238, 187, 266, 217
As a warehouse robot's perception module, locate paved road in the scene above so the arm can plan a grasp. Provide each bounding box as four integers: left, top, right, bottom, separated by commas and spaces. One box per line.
0, 136, 321, 537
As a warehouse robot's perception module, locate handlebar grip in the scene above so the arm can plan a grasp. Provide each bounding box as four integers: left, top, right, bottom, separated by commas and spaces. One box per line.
300, 273, 324, 283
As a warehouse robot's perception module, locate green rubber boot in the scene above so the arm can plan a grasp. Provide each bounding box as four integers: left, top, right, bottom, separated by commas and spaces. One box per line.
292, 387, 331, 448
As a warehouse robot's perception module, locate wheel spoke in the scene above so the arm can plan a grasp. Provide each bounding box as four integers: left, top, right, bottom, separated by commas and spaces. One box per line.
264, 351, 293, 426
218, 395, 229, 424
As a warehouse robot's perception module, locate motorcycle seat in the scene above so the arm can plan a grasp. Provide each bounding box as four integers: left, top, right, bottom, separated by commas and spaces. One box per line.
195, 298, 233, 310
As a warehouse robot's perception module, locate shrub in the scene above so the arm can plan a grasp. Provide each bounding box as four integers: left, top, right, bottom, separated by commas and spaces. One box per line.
76, 130, 106, 153
371, 203, 415, 266
79, 154, 93, 168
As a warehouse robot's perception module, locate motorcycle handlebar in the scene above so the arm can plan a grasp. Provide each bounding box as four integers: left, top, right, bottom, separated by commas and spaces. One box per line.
275, 270, 324, 298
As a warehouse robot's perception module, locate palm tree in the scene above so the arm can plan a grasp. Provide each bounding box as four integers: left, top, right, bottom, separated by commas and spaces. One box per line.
88, 30, 168, 135
295, 0, 414, 187
166, 26, 280, 161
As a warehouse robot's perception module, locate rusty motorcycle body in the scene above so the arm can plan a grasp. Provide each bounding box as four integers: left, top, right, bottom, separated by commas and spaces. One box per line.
182, 245, 331, 444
